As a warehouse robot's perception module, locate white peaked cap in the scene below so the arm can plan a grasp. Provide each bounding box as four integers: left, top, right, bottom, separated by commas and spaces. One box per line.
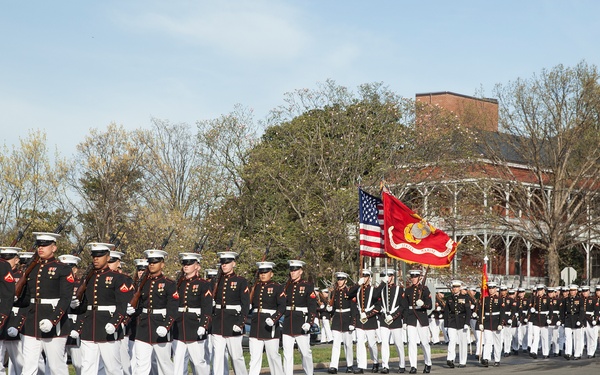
58, 254, 81, 265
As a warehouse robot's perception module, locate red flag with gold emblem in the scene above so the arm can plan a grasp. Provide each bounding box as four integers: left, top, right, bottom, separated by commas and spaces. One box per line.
382, 191, 457, 267
481, 263, 489, 298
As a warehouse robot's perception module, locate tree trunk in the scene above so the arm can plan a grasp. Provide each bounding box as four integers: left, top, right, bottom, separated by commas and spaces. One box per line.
547, 244, 560, 286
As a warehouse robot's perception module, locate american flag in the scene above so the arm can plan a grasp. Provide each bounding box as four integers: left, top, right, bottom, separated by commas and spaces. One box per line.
359, 188, 386, 257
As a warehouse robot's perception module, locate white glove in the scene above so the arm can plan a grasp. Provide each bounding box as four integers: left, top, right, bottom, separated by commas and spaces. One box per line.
105, 323, 116, 335
436, 306, 441, 312
416, 299, 424, 308
39, 319, 53, 333
126, 304, 136, 316
385, 315, 393, 325
326, 305, 333, 312
265, 317, 274, 326
70, 299, 80, 309
593, 320, 597, 326
348, 324, 355, 331
530, 307, 536, 313
463, 324, 470, 330
7, 327, 18, 337
497, 325, 503, 331
515, 313, 519, 317
546, 319, 552, 325
381, 276, 389, 283
360, 312, 367, 321
301, 323, 311, 332
556, 321, 561, 326
320, 304, 325, 309
402, 323, 408, 329
156, 326, 168, 337
507, 319, 512, 325
197, 326, 206, 336
479, 324, 484, 330
234, 305, 242, 313
470, 304, 475, 310
358, 277, 366, 286
233, 325, 243, 333
524, 318, 528, 323
472, 312, 477, 318
69, 330, 79, 339
576, 321, 581, 327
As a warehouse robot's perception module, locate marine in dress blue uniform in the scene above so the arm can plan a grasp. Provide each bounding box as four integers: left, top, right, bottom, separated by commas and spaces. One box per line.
402, 269, 432, 374
248, 261, 285, 375
58, 254, 83, 375
327, 272, 355, 374
171, 253, 213, 375
131, 249, 178, 375
0, 247, 20, 375
560, 284, 585, 359
480, 282, 505, 367
282, 260, 317, 375
212, 251, 249, 375
377, 269, 406, 374
18, 232, 75, 375
443, 280, 471, 368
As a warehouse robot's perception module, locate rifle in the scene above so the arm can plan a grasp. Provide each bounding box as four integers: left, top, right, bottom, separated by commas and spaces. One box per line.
129, 229, 175, 309
14, 214, 72, 299
9, 220, 33, 247
211, 237, 234, 299
249, 240, 272, 303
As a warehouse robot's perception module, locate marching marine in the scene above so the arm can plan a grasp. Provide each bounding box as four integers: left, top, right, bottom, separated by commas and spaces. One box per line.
327, 272, 355, 374
377, 269, 406, 374
443, 280, 471, 368
403, 269, 432, 374
248, 261, 285, 375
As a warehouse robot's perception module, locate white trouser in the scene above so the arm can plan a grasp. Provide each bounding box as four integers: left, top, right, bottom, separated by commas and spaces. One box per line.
564, 327, 583, 357
380, 326, 405, 369
320, 317, 334, 343
501, 325, 513, 353
447, 327, 468, 365
5, 340, 23, 375
118, 338, 131, 375
329, 330, 353, 370
133, 341, 173, 375
483, 329, 502, 362
557, 325, 565, 351
428, 318, 440, 344
249, 338, 283, 375
80, 340, 122, 375
517, 323, 528, 350
208, 334, 229, 375
527, 322, 534, 348
549, 326, 559, 354
509, 327, 519, 351
173, 339, 210, 375
584, 323, 598, 356
282, 334, 313, 375
67, 345, 83, 375
21, 335, 68, 375
407, 322, 431, 367
127, 337, 136, 374
530, 326, 549, 356
355, 328, 378, 369
470, 320, 481, 356
212, 335, 247, 375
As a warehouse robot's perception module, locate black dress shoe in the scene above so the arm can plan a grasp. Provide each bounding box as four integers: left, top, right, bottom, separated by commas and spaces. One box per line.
503, 352, 510, 357
328, 368, 338, 374
446, 360, 455, 368
409, 368, 417, 374
423, 365, 431, 373
543, 356, 548, 359
481, 359, 488, 367
354, 369, 364, 374
398, 368, 405, 374
573, 356, 581, 360
457, 364, 466, 368
347, 368, 353, 373
380, 368, 390, 374
530, 352, 537, 359
494, 362, 499, 367
512, 349, 519, 355
475, 355, 479, 360
564, 354, 571, 360
372, 364, 379, 373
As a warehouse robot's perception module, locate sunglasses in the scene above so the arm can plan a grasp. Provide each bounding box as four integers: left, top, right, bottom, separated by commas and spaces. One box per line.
36, 241, 55, 247
219, 258, 234, 265
108, 258, 119, 263
147, 258, 163, 264
336, 277, 346, 281
289, 266, 302, 271
136, 266, 147, 271
258, 269, 272, 274
91, 251, 109, 258
180, 260, 197, 266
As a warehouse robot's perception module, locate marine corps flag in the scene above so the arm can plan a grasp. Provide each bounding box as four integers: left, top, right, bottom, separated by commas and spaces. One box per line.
481, 263, 489, 298
382, 191, 457, 267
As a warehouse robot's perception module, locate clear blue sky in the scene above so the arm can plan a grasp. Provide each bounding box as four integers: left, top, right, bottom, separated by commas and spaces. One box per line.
1, 1, 598, 157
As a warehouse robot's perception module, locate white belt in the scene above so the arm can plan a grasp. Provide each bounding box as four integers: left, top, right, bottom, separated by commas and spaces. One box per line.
31, 298, 59, 306
336, 308, 351, 313
485, 312, 500, 316
215, 305, 241, 310
178, 307, 202, 314
286, 306, 308, 313
538, 311, 549, 315
87, 305, 116, 314
142, 308, 167, 315
253, 308, 277, 314
11, 307, 19, 315
68, 313, 77, 322
586, 311, 595, 315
